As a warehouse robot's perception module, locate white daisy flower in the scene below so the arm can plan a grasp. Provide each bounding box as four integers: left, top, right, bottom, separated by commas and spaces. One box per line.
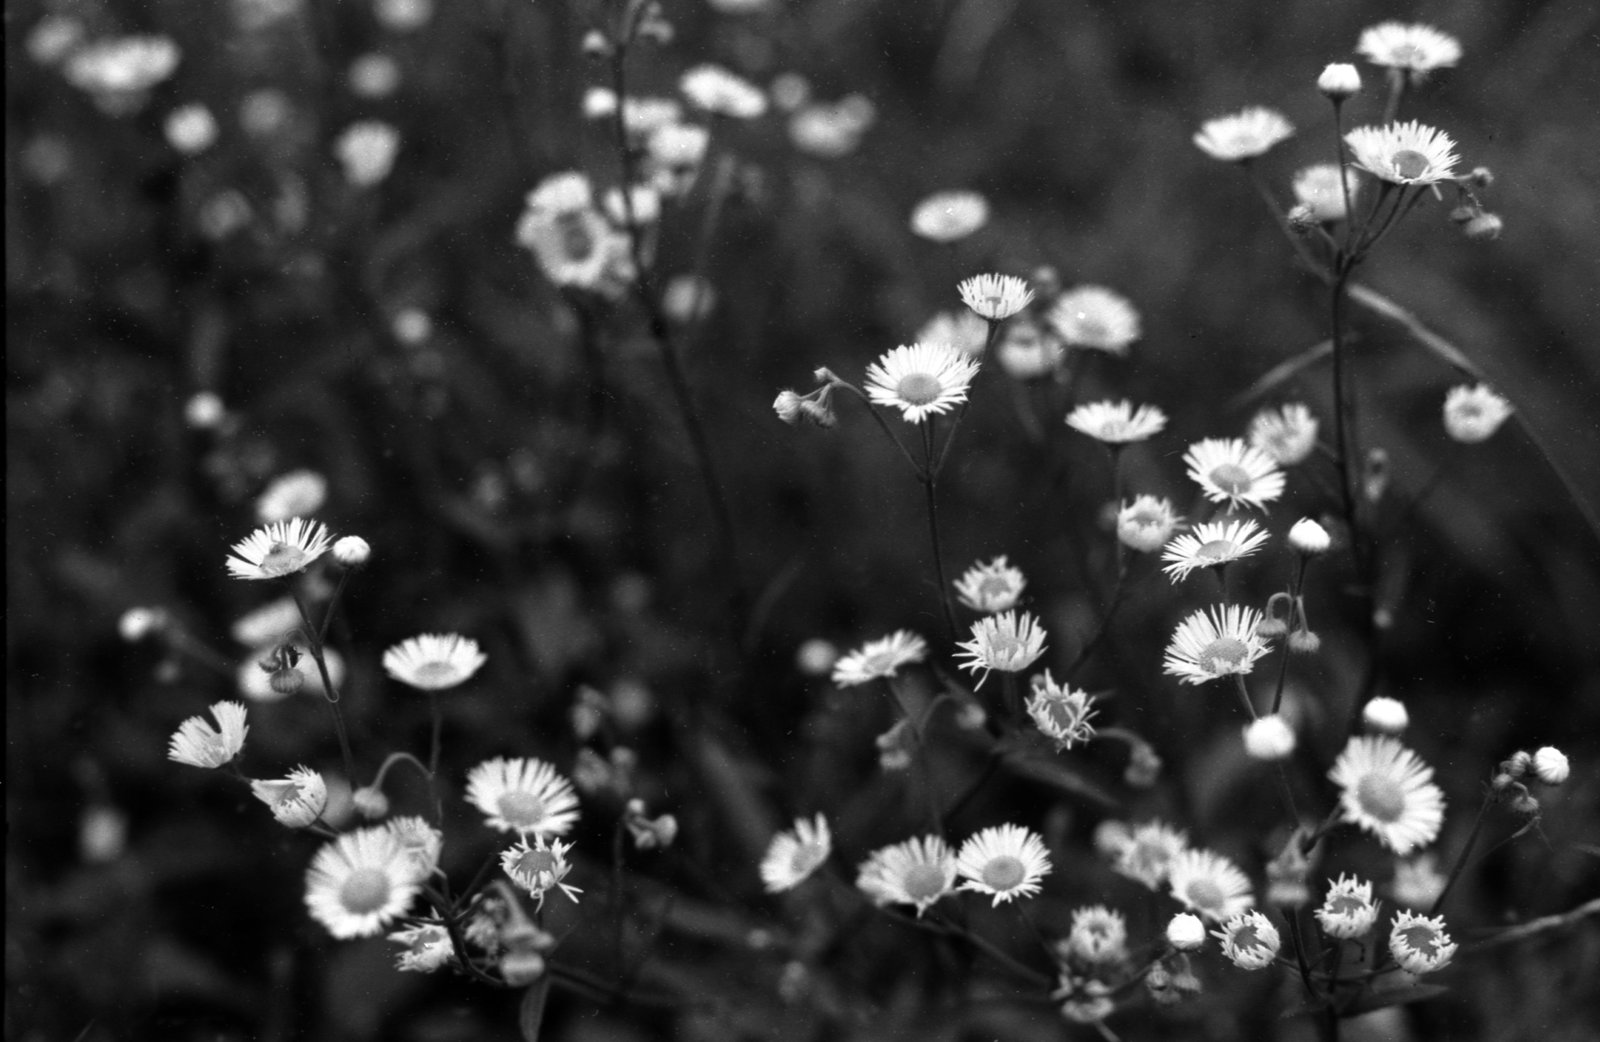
382, 633, 488, 691
1442, 384, 1512, 443
255, 469, 328, 523
995, 316, 1065, 378
910, 190, 989, 242
1116, 495, 1183, 554
304, 826, 422, 938
863, 342, 981, 423
1213, 911, 1281, 969
1168, 848, 1255, 922
1242, 714, 1297, 762
167, 701, 249, 769
1162, 605, 1272, 685
251, 766, 328, 828
760, 813, 831, 893
831, 630, 928, 687
1111, 820, 1189, 889
1066, 905, 1128, 964
954, 610, 1047, 688
1192, 107, 1294, 163
955, 824, 1052, 906
1329, 736, 1446, 855
390, 924, 454, 973
502, 833, 582, 904
957, 274, 1034, 321
1065, 399, 1168, 444
918, 309, 990, 356
1356, 22, 1462, 74
1315, 874, 1379, 939
1345, 121, 1460, 186
855, 835, 958, 917
465, 757, 581, 837
1531, 746, 1569, 786
1292, 165, 1359, 224
515, 171, 634, 293
1389, 854, 1447, 909
1047, 285, 1141, 354
1161, 518, 1270, 582
1388, 910, 1458, 974
1025, 671, 1097, 751
387, 815, 444, 884
1249, 403, 1319, 465
1183, 437, 1286, 511
226, 518, 333, 580
953, 556, 1027, 614
679, 64, 767, 119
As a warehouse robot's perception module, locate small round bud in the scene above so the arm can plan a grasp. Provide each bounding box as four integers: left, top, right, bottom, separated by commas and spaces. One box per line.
184, 391, 227, 430
1124, 743, 1162, 788
1287, 629, 1321, 654
1166, 913, 1207, 952
352, 785, 390, 819
1531, 746, 1569, 786
1361, 696, 1409, 734
1287, 203, 1319, 234
1468, 166, 1494, 188
1243, 714, 1297, 761
794, 638, 838, 677
773, 390, 804, 425
332, 535, 371, 567
955, 700, 987, 731
1318, 63, 1362, 99
1506, 750, 1532, 777
581, 30, 611, 58
1463, 213, 1503, 241
119, 606, 169, 642
1509, 792, 1540, 817
269, 667, 305, 696
1288, 518, 1331, 555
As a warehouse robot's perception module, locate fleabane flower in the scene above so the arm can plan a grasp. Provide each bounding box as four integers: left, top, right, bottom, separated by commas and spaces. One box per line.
1184, 438, 1286, 510
1390, 854, 1446, 909
515, 171, 633, 295
1161, 518, 1269, 582
1213, 911, 1281, 970
1168, 848, 1255, 922
383, 633, 488, 691
1047, 285, 1141, 354
1317, 63, 1362, 99
953, 556, 1027, 614
63, 36, 180, 114
1025, 671, 1097, 751
910, 190, 989, 242
1292, 166, 1359, 224
167, 701, 249, 768
252, 766, 328, 828
1242, 714, 1297, 762
1442, 384, 1512, 443
1163, 605, 1271, 685
1362, 696, 1409, 734
1328, 736, 1446, 855
954, 610, 1047, 688
1066, 400, 1167, 444
335, 121, 401, 187
918, 309, 990, 356
1356, 22, 1462, 76
679, 64, 767, 119
1388, 910, 1458, 975
1066, 905, 1128, 965
304, 826, 421, 938
390, 924, 454, 973
831, 630, 928, 687
760, 813, 831, 893
1249, 403, 1319, 465
1192, 107, 1294, 162
226, 518, 333, 580
466, 757, 581, 837
501, 834, 582, 904
1117, 495, 1182, 553
1166, 913, 1206, 952
855, 835, 958, 917
1531, 746, 1569, 786
996, 318, 1065, 378
387, 815, 444, 884
957, 274, 1033, 321
863, 342, 981, 423
1345, 121, 1460, 185
955, 824, 1052, 905
1288, 518, 1332, 555
1111, 820, 1188, 890
1315, 874, 1379, 939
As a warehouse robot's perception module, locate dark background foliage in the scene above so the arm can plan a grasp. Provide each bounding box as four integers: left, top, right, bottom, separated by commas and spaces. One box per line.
7, 0, 1599, 1040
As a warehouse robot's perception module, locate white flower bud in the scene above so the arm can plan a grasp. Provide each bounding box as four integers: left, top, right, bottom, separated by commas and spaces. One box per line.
1362, 696, 1409, 734
333, 535, 371, 567
1288, 518, 1331, 555
1531, 746, 1569, 786
1243, 714, 1297, 761
1166, 913, 1206, 952
1318, 63, 1362, 99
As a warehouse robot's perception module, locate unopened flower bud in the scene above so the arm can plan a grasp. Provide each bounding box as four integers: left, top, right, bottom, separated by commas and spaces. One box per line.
1124, 742, 1162, 788
499, 949, 546, 986
119, 606, 169, 642
1362, 696, 1409, 734
773, 390, 805, 425
269, 665, 305, 695
1468, 166, 1494, 188
1464, 213, 1503, 241
1505, 750, 1532, 778
1243, 714, 1297, 761
1531, 746, 1569, 786
352, 785, 390, 819
1167, 913, 1206, 952
798, 395, 837, 428
1287, 629, 1321, 654
332, 535, 371, 567
1288, 517, 1331, 555
1509, 792, 1540, 817
876, 719, 914, 771
1287, 203, 1319, 234
581, 30, 611, 58
1362, 448, 1389, 504
1317, 63, 1362, 100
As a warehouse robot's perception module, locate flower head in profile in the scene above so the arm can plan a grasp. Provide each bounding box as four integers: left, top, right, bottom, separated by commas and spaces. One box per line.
1066, 400, 1168, 444
1161, 518, 1269, 582
679, 64, 767, 119
1193, 107, 1294, 162
502, 833, 582, 904
1025, 671, 1097, 751
789, 95, 876, 158
167, 701, 249, 769
1213, 911, 1281, 970
1066, 905, 1128, 965
1356, 22, 1462, 76
953, 556, 1027, 614
1288, 518, 1332, 556
1047, 285, 1141, 354
761, 813, 831, 893
863, 342, 981, 423
1362, 696, 1410, 734
956, 824, 1052, 905
389, 924, 453, 973
252, 766, 328, 828
957, 274, 1033, 321
831, 630, 927, 687
1184, 438, 1286, 511
1443, 384, 1512, 442
1111, 820, 1189, 889
1249, 403, 1320, 465
1329, 736, 1445, 855
1117, 495, 1183, 553
910, 190, 989, 242
304, 826, 421, 938
1292, 166, 1359, 224
383, 633, 488, 691
855, 835, 958, 917
466, 757, 581, 837
1388, 910, 1458, 974
1345, 121, 1460, 185
1316, 874, 1379, 939
1163, 605, 1271, 685
387, 816, 444, 884
1168, 848, 1255, 922
226, 518, 333, 580
917, 309, 990, 356
995, 317, 1066, 378
955, 610, 1047, 688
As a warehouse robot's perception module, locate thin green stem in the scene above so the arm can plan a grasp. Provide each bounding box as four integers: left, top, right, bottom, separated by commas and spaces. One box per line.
1271, 556, 1310, 715
285, 584, 356, 780
921, 422, 959, 642
1430, 791, 1494, 916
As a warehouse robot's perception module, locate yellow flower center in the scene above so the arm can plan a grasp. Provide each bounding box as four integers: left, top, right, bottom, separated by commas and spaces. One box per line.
260, 542, 307, 576
896, 372, 943, 406
1208, 463, 1254, 495
1391, 149, 1430, 180
902, 864, 948, 903
1195, 539, 1235, 562
339, 867, 392, 914
1356, 774, 1407, 822
412, 660, 460, 686
514, 848, 557, 877
1185, 879, 1224, 914
1200, 637, 1249, 673
498, 791, 548, 829
556, 211, 597, 260
977, 575, 1013, 601
1400, 923, 1442, 956
981, 855, 1026, 891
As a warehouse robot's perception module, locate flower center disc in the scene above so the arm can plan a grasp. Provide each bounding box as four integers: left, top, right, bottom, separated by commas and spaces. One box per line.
412, 661, 459, 686
902, 864, 948, 902
1392, 149, 1430, 180
1201, 637, 1249, 672
977, 576, 1012, 600
260, 543, 305, 576
982, 855, 1026, 891
790, 844, 823, 875
1209, 463, 1254, 495
1196, 539, 1235, 562
340, 867, 392, 914
1356, 775, 1407, 822
896, 372, 943, 406
1185, 879, 1224, 914
516, 849, 556, 876
1400, 924, 1440, 955
498, 791, 548, 830
557, 212, 597, 260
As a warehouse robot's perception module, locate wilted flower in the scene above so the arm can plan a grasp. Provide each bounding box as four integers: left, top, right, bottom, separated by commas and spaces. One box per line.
1213, 911, 1281, 969
761, 814, 831, 893
390, 924, 453, 973
863, 342, 981, 423
1356, 22, 1462, 76
1117, 495, 1183, 553
957, 274, 1034, 321
387, 816, 444, 884
1163, 605, 1271, 685
1316, 874, 1379, 939
1161, 518, 1269, 582
1442, 384, 1512, 442
252, 766, 328, 828
953, 556, 1027, 614
1345, 121, 1460, 185
1184, 438, 1286, 511
304, 826, 421, 938
955, 610, 1047, 688
1329, 736, 1446, 855
855, 835, 958, 916
910, 190, 989, 242
956, 824, 1052, 905
1192, 107, 1294, 162
167, 701, 249, 768
831, 630, 928, 687
1168, 848, 1255, 922
465, 757, 581, 837
680, 64, 767, 119
1388, 910, 1458, 974
226, 518, 333, 580
1047, 285, 1141, 353
1066, 905, 1128, 964
1026, 672, 1097, 751
335, 121, 401, 186
1066, 400, 1168, 444
502, 834, 582, 904
383, 633, 488, 691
